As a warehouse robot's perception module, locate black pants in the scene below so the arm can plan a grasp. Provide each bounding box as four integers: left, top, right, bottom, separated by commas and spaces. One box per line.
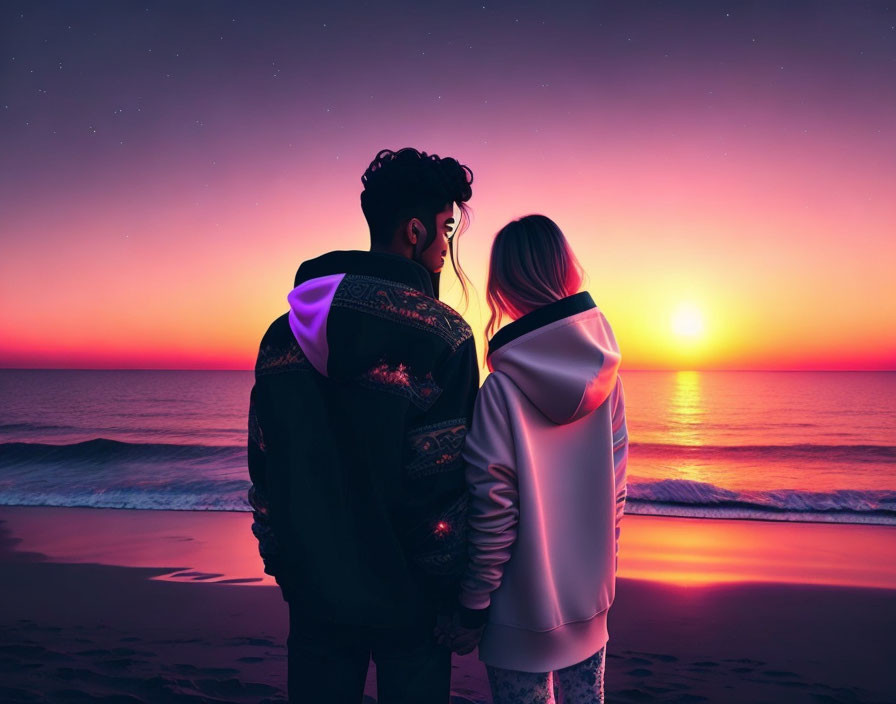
287, 604, 451, 704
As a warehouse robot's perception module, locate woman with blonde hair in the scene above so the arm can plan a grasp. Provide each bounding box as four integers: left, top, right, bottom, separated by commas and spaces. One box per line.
445, 214, 628, 703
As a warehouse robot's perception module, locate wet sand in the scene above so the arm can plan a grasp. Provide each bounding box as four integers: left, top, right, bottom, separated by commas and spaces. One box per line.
1, 506, 894, 703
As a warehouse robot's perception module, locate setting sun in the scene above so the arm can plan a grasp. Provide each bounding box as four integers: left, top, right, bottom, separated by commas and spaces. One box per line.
672, 304, 705, 339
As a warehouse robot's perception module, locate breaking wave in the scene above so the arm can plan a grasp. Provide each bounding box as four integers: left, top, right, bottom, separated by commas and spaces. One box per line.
1, 439, 895, 523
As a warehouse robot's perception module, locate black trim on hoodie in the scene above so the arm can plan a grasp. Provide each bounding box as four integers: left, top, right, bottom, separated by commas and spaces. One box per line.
488, 291, 596, 357
295, 250, 439, 298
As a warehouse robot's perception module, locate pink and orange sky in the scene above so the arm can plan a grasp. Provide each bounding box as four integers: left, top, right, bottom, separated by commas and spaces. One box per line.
1, 1, 894, 370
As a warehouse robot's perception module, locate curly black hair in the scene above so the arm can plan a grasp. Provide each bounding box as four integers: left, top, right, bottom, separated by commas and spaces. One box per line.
360, 147, 473, 246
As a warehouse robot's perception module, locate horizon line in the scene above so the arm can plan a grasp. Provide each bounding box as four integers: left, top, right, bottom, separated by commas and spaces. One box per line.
1, 367, 894, 373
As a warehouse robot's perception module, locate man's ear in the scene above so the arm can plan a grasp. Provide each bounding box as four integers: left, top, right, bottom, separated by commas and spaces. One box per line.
407, 218, 425, 246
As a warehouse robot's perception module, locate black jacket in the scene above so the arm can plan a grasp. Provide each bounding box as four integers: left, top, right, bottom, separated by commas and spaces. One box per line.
248, 250, 479, 627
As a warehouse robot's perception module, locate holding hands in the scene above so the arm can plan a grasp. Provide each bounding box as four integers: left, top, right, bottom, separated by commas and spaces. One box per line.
434, 608, 487, 655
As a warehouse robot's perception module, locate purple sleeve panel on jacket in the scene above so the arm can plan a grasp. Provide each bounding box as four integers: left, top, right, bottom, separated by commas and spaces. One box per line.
611, 376, 628, 573
459, 375, 520, 611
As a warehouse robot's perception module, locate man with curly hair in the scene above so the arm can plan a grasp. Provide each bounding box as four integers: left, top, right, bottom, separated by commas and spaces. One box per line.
247, 148, 479, 703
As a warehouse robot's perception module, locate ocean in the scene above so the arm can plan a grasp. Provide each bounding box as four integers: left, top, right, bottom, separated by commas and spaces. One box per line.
0, 370, 894, 524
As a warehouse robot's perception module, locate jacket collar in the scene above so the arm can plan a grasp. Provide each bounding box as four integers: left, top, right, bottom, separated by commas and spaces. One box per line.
294, 250, 437, 297
488, 291, 596, 357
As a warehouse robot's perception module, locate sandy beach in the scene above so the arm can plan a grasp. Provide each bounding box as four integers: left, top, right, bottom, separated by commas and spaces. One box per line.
1, 506, 894, 703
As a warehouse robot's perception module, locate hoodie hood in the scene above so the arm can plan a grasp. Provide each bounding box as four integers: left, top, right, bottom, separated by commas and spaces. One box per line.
286, 250, 439, 379
488, 292, 621, 425
288, 272, 345, 377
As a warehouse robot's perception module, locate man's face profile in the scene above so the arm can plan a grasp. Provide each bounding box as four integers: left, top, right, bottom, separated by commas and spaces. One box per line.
417, 204, 455, 274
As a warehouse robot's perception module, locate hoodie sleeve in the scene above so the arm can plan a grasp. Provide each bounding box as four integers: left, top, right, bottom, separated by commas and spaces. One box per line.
459, 373, 519, 613
611, 375, 628, 572
247, 384, 290, 595
400, 335, 480, 601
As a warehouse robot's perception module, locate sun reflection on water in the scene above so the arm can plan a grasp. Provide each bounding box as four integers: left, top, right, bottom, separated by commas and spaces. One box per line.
669, 371, 705, 447
663, 371, 711, 483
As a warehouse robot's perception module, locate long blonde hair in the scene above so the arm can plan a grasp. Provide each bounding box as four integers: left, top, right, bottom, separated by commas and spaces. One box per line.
485, 215, 585, 344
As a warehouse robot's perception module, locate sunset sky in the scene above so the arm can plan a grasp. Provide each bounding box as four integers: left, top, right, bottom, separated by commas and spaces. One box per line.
1, 1, 894, 370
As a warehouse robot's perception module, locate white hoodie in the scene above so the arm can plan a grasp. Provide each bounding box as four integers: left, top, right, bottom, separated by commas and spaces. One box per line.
459, 292, 628, 672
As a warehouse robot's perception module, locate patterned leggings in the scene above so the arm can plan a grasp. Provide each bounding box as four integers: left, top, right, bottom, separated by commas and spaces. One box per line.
486, 647, 606, 704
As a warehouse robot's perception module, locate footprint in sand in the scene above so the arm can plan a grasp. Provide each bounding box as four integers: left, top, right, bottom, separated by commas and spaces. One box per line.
626, 668, 653, 677
170, 663, 240, 676
227, 636, 280, 647
194, 677, 280, 697
183, 571, 225, 581
97, 657, 148, 670
724, 657, 764, 665
216, 577, 264, 584
642, 652, 678, 663
614, 688, 654, 702
643, 685, 679, 694
616, 650, 679, 663
0, 644, 47, 658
